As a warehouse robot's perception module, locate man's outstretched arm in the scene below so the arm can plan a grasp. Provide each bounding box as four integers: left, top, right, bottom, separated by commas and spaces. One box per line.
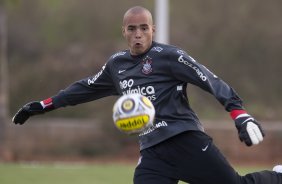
12, 98, 54, 125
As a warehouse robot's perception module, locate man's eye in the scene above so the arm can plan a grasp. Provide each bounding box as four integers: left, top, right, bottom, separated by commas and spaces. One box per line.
128, 27, 135, 31
142, 27, 148, 31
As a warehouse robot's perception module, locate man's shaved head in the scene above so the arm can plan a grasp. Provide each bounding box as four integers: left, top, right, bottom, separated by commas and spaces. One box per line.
123, 6, 153, 26
122, 6, 155, 55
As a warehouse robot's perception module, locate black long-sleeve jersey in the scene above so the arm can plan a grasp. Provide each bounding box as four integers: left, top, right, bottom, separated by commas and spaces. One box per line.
51, 41, 243, 150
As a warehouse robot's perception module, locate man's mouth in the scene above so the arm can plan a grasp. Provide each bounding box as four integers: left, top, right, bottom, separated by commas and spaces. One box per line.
134, 42, 142, 46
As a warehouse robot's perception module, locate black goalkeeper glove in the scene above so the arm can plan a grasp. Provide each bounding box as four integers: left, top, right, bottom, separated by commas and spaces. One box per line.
231, 110, 265, 146
12, 98, 54, 125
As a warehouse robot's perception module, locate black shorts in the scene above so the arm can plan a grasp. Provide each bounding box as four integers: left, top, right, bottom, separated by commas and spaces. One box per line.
134, 131, 281, 184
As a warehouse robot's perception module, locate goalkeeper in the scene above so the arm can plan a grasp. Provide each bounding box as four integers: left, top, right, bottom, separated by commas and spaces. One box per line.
13, 6, 281, 184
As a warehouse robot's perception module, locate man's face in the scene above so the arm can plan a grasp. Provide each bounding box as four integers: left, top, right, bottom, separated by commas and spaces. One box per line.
122, 12, 155, 56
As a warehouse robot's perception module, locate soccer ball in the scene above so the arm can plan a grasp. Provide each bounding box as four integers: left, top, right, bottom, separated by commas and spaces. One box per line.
112, 93, 155, 135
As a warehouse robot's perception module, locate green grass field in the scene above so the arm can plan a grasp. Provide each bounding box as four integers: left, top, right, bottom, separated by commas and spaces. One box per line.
0, 163, 271, 184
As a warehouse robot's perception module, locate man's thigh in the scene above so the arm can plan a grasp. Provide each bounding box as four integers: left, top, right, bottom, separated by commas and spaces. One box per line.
165, 131, 241, 184
134, 131, 241, 184
133, 148, 179, 184
133, 144, 180, 184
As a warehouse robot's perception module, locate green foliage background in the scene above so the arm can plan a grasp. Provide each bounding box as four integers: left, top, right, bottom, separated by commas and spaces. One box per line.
6, 0, 282, 120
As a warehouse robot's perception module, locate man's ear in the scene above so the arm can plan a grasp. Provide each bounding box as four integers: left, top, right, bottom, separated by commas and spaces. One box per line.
152, 25, 156, 36
122, 26, 126, 37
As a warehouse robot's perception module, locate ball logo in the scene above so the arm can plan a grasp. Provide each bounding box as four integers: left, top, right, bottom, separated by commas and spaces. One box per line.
113, 93, 155, 135
122, 99, 134, 112
141, 96, 153, 108
115, 115, 150, 132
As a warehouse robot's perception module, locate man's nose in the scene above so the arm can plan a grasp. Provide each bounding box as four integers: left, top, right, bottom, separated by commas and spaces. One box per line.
135, 29, 142, 38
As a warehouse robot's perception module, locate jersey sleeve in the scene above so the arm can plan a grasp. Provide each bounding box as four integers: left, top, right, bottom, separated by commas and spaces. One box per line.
168, 49, 243, 111
51, 62, 118, 108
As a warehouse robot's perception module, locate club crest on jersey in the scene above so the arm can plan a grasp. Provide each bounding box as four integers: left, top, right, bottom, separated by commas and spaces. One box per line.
142, 56, 153, 75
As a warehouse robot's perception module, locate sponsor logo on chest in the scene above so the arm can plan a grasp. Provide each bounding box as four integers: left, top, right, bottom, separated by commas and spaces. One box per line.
119, 79, 156, 101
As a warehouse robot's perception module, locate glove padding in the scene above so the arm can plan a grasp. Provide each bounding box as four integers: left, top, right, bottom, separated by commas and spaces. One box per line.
235, 114, 265, 146
12, 101, 45, 125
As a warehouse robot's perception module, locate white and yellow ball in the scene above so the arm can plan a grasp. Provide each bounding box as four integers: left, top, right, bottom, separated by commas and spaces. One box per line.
112, 93, 155, 135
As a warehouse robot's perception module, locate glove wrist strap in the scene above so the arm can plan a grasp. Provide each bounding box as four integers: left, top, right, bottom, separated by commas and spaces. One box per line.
40, 98, 54, 111
230, 109, 247, 120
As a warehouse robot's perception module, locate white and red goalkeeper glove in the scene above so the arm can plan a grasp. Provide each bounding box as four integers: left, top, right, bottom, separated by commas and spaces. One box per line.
12, 98, 54, 125
230, 110, 265, 146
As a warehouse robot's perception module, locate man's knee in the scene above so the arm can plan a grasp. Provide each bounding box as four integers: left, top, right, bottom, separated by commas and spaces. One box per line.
242, 171, 282, 184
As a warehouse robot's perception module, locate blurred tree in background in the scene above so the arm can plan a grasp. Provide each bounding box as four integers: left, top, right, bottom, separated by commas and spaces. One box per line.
7, 0, 282, 121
